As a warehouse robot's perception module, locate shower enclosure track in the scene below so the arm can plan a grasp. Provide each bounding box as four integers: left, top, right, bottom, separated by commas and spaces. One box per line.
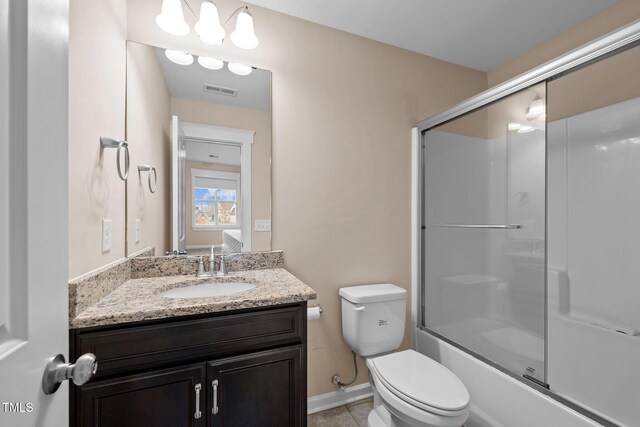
429, 224, 523, 229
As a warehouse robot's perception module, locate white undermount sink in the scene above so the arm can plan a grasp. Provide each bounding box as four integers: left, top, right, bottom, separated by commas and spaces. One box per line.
161, 282, 256, 299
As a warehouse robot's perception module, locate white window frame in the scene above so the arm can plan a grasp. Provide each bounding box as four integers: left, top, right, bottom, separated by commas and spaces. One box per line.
191, 169, 241, 231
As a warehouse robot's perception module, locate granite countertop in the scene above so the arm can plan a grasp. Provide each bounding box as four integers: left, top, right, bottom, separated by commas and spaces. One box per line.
70, 268, 316, 329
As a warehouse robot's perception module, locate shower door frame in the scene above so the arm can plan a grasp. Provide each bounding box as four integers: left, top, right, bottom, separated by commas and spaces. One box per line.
414, 19, 640, 427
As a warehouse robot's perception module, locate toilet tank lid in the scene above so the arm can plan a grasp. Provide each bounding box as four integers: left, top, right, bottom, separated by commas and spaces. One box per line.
339, 284, 406, 304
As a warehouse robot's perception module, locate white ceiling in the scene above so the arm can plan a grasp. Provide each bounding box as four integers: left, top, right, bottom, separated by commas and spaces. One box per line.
244, 0, 620, 71
154, 47, 271, 111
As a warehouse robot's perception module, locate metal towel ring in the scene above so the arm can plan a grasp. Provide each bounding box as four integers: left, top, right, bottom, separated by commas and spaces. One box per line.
138, 164, 157, 193
100, 136, 130, 181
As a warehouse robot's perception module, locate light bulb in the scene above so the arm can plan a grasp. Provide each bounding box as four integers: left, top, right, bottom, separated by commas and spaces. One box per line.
155, 0, 189, 36
228, 62, 252, 76
165, 50, 194, 66
195, 2, 225, 46
517, 125, 535, 134
525, 98, 545, 121
198, 56, 224, 70
230, 11, 259, 50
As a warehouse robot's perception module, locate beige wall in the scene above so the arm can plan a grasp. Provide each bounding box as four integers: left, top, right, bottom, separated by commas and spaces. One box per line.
171, 97, 272, 252
69, 0, 127, 279
127, 0, 486, 397
126, 42, 171, 257
269, 27, 484, 397
488, 0, 640, 87
185, 160, 241, 247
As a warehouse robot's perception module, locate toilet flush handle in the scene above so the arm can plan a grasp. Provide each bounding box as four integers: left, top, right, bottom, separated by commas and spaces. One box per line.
353, 306, 365, 312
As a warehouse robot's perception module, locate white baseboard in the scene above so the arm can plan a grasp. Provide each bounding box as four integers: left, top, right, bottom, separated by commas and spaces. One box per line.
307, 383, 373, 415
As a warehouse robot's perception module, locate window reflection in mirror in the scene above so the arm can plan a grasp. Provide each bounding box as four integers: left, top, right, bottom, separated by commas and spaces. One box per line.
125, 41, 271, 257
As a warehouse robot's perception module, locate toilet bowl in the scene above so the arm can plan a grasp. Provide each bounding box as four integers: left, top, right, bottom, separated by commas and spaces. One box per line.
339, 284, 470, 427
366, 350, 469, 427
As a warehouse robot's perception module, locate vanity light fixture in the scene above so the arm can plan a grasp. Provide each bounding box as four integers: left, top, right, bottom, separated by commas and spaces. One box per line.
525, 97, 546, 121
195, 2, 225, 46
165, 49, 194, 65
155, 0, 190, 36
228, 62, 252, 76
156, 1, 260, 50
230, 10, 259, 50
198, 56, 224, 70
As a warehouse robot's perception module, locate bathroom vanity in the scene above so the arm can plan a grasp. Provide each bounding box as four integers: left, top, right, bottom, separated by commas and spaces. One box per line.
68, 253, 315, 427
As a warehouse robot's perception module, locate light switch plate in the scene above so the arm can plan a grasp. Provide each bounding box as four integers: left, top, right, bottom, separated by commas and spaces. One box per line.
255, 220, 271, 232
135, 219, 142, 243
102, 219, 112, 253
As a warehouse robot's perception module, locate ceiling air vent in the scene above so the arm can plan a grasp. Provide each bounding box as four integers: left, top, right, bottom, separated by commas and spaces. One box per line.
203, 83, 238, 97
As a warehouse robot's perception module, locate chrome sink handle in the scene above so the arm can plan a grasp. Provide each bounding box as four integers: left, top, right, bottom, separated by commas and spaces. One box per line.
42, 353, 97, 395
215, 254, 226, 277
196, 256, 209, 278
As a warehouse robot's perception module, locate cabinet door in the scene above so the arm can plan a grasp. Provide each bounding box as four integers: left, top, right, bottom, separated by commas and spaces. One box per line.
76, 364, 206, 427
208, 345, 304, 427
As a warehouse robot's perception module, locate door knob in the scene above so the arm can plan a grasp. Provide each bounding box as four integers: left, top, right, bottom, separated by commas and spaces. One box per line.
42, 353, 97, 395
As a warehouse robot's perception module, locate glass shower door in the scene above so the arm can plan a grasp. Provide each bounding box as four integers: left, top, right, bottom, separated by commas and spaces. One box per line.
422, 83, 547, 383
546, 42, 640, 427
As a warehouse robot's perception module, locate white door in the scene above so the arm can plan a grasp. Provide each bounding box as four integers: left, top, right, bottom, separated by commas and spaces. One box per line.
0, 1, 70, 426
171, 115, 187, 253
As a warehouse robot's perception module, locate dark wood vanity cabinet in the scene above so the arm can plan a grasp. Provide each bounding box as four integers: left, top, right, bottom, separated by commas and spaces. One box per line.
70, 303, 307, 427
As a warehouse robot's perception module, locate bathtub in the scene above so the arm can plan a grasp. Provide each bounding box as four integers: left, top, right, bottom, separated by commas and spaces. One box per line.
414, 329, 604, 427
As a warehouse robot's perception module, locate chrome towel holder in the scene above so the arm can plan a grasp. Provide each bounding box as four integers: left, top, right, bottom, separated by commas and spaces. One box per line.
100, 136, 130, 181
138, 164, 157, 193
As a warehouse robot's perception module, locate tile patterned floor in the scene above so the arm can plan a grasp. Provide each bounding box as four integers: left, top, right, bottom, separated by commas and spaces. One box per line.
307, 398, 373, 427
308, 398, 468, 427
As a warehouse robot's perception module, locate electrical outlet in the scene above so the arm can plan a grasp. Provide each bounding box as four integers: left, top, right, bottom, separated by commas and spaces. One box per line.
135, 219, 142, 243
255, 220, 271, 232
102, 219, 112, 253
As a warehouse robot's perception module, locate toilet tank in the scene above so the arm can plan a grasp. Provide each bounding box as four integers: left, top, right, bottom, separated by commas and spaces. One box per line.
339, 284, 407, 357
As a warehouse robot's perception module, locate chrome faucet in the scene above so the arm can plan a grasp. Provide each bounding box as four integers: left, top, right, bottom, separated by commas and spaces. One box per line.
209, 245, 217, 275
195, 247, 226, 277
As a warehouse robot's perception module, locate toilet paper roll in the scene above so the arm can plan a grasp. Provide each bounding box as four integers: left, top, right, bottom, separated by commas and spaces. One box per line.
307, 306, 322, 321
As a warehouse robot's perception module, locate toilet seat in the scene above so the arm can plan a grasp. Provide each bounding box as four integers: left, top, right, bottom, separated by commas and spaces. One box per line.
367, 350, 470, 417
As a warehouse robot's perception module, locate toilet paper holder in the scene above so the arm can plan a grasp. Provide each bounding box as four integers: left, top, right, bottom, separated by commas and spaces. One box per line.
307, 304, 323, 321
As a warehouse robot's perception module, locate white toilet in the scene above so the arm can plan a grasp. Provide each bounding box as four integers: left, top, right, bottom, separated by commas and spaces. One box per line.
339, 284, 470, 427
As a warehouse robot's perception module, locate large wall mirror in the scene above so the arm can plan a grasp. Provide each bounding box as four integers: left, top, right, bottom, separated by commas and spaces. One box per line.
125, 41, 272, 257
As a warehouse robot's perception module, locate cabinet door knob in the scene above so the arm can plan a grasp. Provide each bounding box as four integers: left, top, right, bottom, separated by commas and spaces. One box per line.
212, 379, 219, 415
194, 383, 202, 419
